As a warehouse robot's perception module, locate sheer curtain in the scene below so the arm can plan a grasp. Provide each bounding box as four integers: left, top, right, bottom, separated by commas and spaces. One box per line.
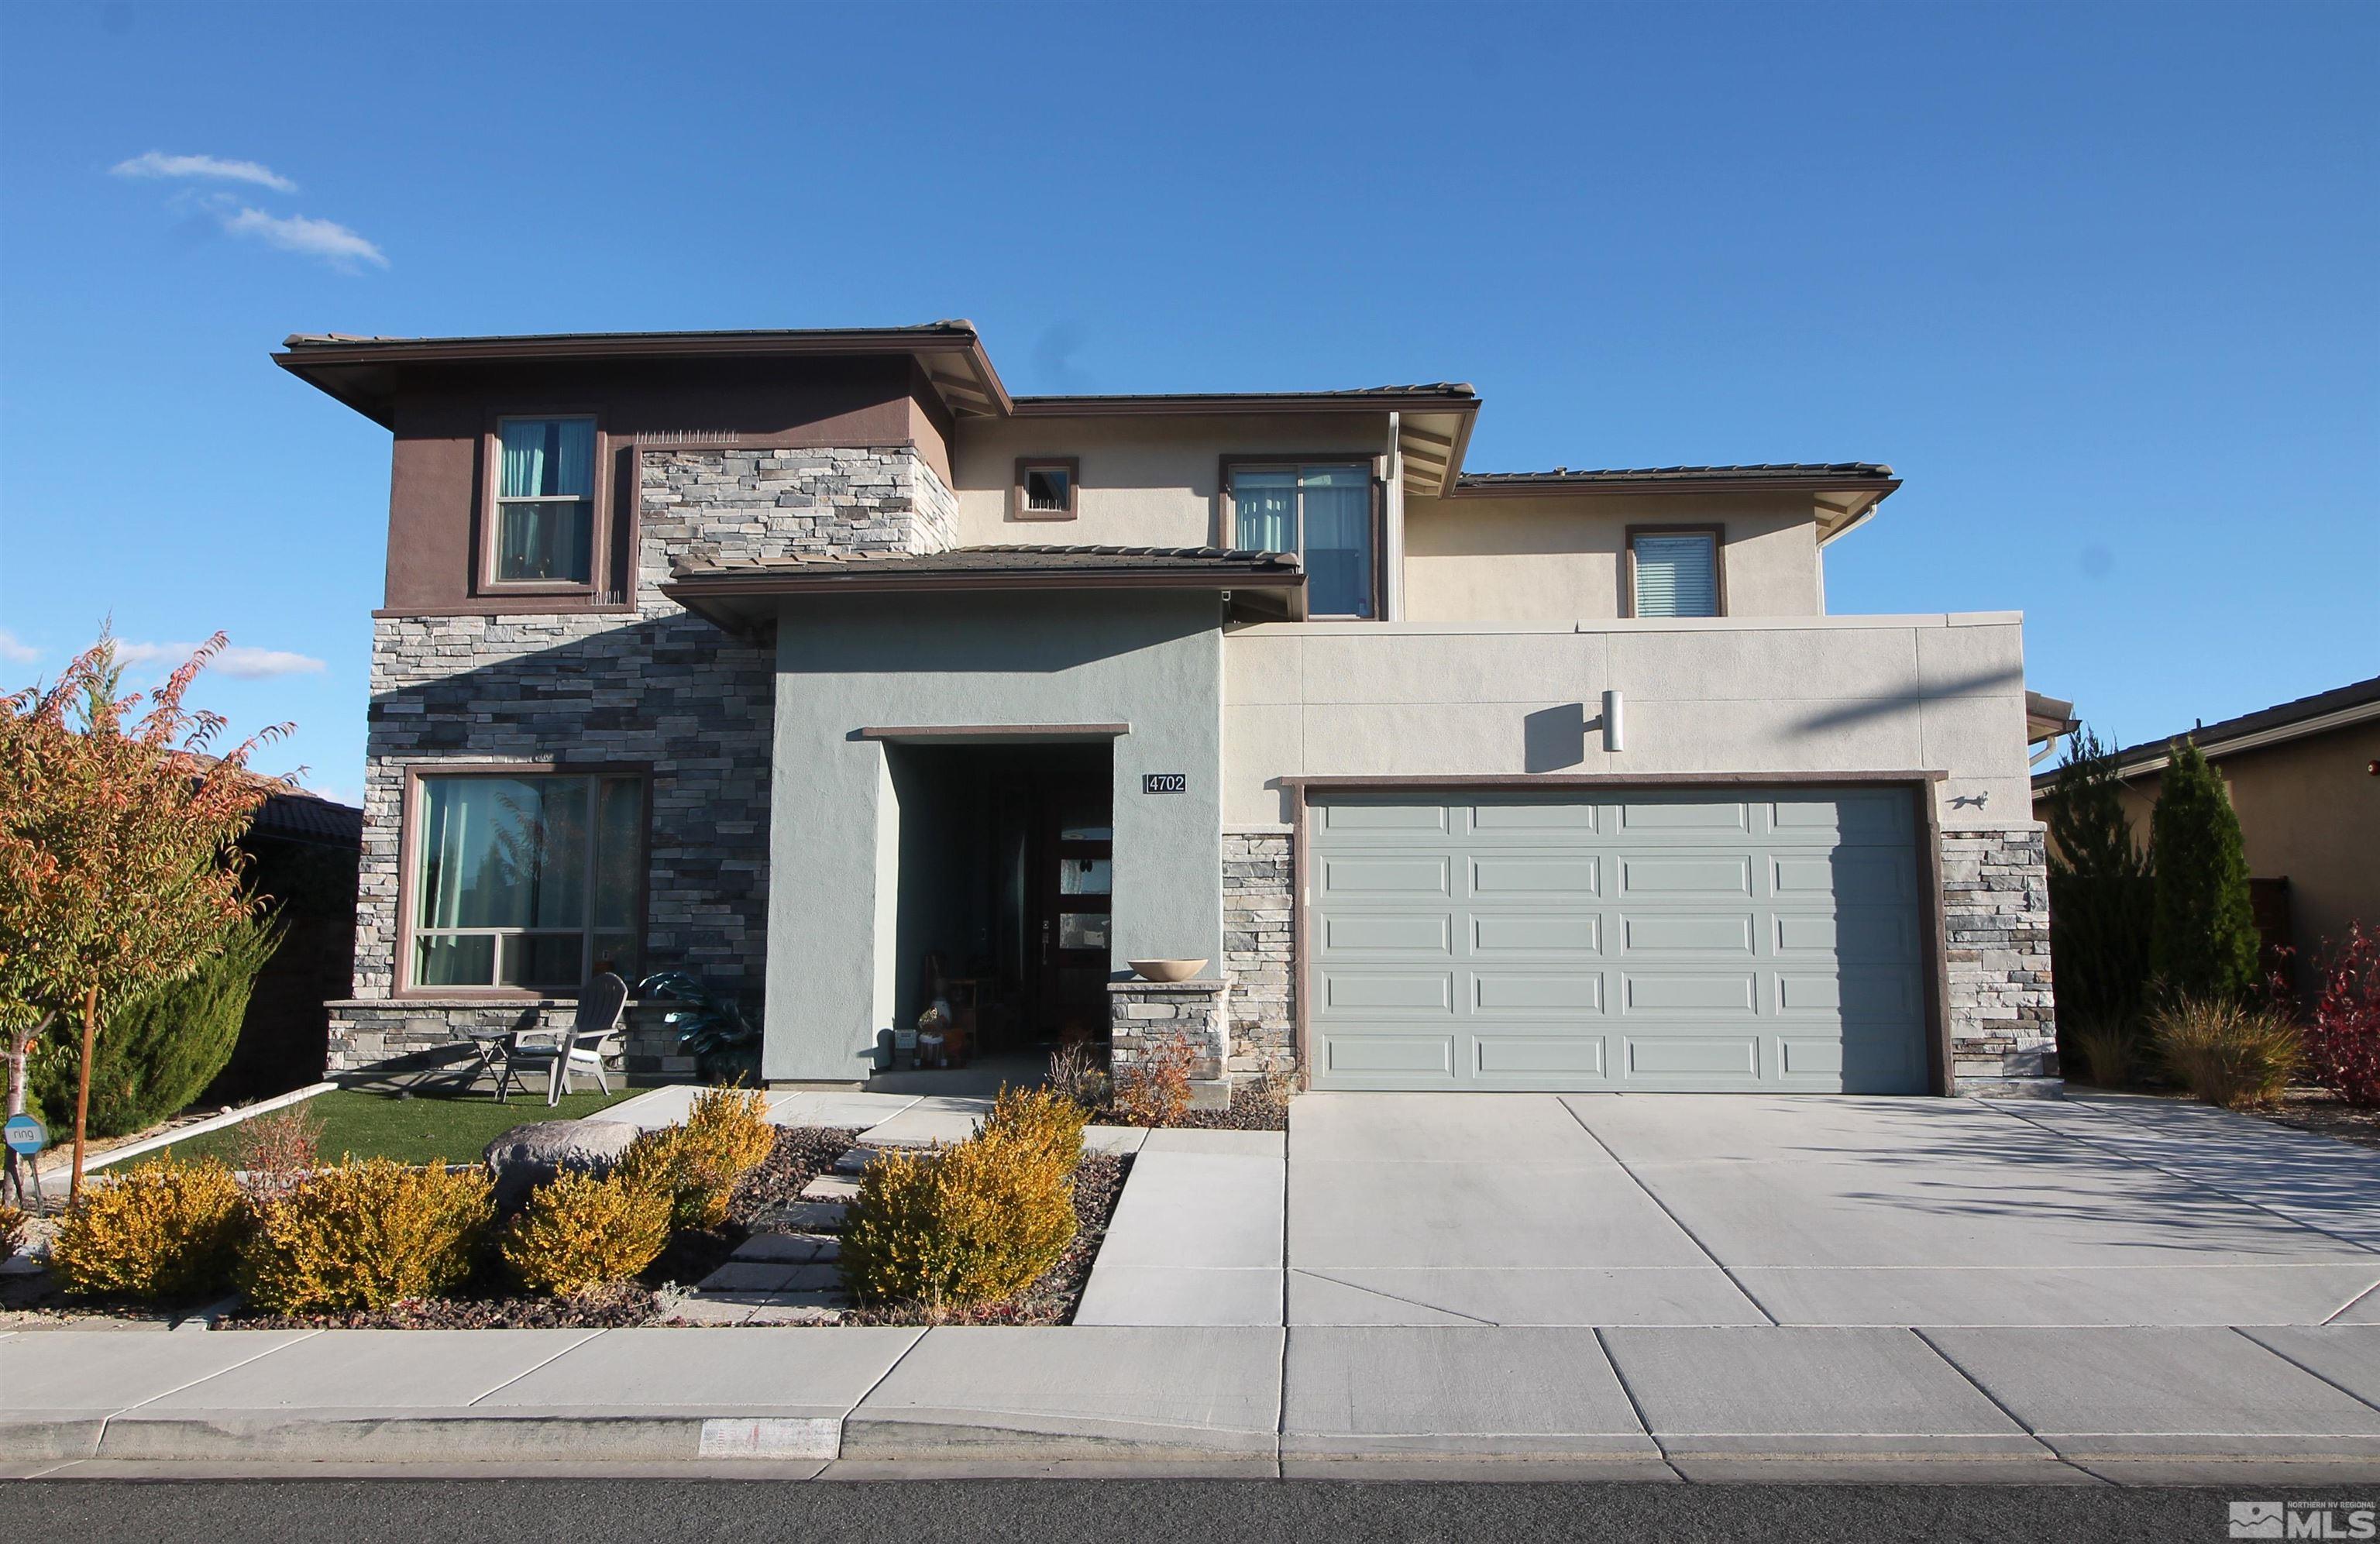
1231, 469, 1297, 553
1301, 465, 1371, 617
497, 418, 595, 581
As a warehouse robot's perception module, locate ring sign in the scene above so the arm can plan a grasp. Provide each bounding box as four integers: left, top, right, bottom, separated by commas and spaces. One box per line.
3, 1114, 44, 1157
1142, 773, 1187, 795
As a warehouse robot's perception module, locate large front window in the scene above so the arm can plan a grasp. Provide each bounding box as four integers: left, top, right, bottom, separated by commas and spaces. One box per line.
1230, 462, 1374, 617
411, 772, 644, 990
494, 417, 597, 584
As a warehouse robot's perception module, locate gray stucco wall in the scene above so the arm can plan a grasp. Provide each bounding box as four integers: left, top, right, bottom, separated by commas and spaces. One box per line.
765, 590, 1226, 1082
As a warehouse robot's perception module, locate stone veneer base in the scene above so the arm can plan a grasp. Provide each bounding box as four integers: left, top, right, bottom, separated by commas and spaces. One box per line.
1108, 977, 1233, 1111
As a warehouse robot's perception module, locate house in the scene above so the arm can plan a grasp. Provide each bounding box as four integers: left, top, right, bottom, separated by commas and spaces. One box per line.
2031, 675, 2380, 990
278, 322, 2052, 1100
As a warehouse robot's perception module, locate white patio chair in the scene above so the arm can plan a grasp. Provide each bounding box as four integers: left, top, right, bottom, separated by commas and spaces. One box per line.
510, 972, 630, 1106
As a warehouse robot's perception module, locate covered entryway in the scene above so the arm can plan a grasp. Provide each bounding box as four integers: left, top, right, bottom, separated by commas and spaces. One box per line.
1305, 785, 1934, 1093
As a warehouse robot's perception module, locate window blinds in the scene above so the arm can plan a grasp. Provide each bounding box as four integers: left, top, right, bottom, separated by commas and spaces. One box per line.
1632, 533, 1719, 617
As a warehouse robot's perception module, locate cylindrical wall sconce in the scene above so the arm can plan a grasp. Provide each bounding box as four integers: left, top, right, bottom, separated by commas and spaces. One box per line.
1601, 689, 1625, 753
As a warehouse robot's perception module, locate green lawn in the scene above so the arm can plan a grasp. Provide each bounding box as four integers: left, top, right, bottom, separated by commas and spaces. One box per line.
165, 1088, 642, 1167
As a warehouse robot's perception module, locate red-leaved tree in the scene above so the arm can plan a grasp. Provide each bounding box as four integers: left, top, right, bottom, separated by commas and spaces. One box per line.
2304, 924, 2380, 1109
0, 632, 291, 1198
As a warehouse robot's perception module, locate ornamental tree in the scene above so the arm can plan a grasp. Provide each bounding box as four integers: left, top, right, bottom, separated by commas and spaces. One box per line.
2041, 725, 2155, 1044
0, 633, 290, 1197
2148, 739, 2261, 1004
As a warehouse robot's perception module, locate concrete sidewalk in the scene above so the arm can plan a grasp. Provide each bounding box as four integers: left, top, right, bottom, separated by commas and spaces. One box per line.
6, 1322, 2377, 1483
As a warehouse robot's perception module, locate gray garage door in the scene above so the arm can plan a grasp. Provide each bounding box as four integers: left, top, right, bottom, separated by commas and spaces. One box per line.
1307, 788, 1930, 1093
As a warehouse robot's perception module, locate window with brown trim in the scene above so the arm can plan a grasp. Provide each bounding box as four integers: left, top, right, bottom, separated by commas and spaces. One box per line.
1626, 526, 1725, 617
486, 414, 602, 593
1225, 459, 1378, 618
406, 769, 647, 992
1013, 457, 1079, 521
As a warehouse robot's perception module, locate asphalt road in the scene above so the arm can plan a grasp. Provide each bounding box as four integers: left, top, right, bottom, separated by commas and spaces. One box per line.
2, 1479, 2319, 1543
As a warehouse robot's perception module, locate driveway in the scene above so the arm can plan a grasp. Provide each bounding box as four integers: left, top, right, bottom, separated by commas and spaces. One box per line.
1285, 1092, 2380, 1329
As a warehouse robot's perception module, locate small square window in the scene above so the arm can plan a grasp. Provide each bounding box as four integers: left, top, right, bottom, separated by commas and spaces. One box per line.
1014, 458, 1079, 521
1629, 529, 1721, 617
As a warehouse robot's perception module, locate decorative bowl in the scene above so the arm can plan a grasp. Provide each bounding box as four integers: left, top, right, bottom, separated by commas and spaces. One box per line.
1128, 958, 1208, 983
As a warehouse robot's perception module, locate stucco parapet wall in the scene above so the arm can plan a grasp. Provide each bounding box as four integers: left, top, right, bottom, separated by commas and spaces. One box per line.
1226, 611, 2022, 638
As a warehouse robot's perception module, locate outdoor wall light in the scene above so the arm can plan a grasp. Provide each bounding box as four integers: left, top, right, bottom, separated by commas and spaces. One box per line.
1601, 689, 1625, 753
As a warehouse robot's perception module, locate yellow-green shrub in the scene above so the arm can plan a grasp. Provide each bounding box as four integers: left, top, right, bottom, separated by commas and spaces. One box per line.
980, 1084, 1089, 1174
242, 1158, 492, 1313
50, 1157, 246, 1300
837, 1126, 1077, 1307
684, 1085, 775, 1177
501, 1171, 671, 1296
615, 1123, 735, 1230
614, 1085, 775, 1231
0, 1202, 26, 1264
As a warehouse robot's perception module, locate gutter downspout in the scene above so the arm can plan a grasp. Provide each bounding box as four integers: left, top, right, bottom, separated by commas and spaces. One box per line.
1382, 412, 1405, 621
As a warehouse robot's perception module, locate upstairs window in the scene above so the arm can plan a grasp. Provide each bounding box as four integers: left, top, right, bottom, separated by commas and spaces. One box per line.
1229, 461, 1375, 618
1629, 528, 1722, 617
1014, 457, 1078, 521
411, 771, 645, 991
494, 417, 597, 585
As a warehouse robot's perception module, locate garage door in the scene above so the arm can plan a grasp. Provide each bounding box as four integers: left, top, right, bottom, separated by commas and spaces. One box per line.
1306, 787, 1931, 1093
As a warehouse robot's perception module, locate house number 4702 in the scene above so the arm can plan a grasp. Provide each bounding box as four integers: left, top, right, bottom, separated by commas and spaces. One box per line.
1142, 773, 1187, 795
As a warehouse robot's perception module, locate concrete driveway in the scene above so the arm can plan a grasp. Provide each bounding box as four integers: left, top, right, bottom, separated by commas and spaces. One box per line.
1286, 1092, 2380, 1329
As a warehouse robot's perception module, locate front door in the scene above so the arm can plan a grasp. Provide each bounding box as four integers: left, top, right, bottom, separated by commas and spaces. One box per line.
1036, 788, 1113, 1040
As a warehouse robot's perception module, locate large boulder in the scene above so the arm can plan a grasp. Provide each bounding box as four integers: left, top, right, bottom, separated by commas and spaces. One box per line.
483, 1119, 642, 1209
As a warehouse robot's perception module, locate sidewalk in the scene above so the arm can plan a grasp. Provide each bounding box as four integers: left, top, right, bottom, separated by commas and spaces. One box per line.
6, 1322, 2377, 1483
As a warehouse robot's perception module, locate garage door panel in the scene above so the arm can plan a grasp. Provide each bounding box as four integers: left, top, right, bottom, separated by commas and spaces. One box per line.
1322, 913, 1453, 955
1621, 912, 1756, 956
1619, 855, 1755, 897
1622, 971, 1759, 1014
1624, 1035, 1761, 1078
1309, 789, 1928, 1094
1471, 912, 1601, 954
1476, 1036, 1608, 1075
1473, 972, 1607, 1013
1472, 855, 1602, 896
1324, 855, 1452, 896
1322, 970, 1453, 1013
1322, 1034, 1455, 1076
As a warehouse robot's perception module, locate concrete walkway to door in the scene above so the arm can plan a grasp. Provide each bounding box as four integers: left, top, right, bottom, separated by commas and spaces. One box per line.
1284, 1092, 2380, 1329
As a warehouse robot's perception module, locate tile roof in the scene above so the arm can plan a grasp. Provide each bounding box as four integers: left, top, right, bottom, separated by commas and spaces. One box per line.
1457, 463, 1894, 487
675, 544, 1302, 579
2034, 674, 2380, 788
248, 789, 364, 848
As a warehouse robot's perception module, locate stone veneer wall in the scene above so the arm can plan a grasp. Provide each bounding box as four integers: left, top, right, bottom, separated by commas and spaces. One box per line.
336, 445, 956, 1078
1941, 826, 2058, 1094
1222, 832, 1296, 1080
1108, 978, 1232, 1110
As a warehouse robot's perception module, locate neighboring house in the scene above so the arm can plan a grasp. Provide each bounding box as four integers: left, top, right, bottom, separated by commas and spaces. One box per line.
210, 788, 363, 1103
2031, 676, 2380, 989
280, 323, 2051, 1099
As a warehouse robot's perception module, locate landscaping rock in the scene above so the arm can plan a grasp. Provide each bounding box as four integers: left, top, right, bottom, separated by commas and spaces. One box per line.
483, 1119, 642, 1208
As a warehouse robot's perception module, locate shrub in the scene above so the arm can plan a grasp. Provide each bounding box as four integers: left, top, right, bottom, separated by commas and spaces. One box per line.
2041, 727, 2155, 1057
2069, 1020, 2138, 1088
1112, 1033, 1196, 1126
2150, 996, 2303, 1109
229, 1101, 325, 1206
2304, 924, 2380, 1109
615, 1085, 774, 1230
31, 910, 283, 1140
2149, 741, 2261, 1004
980, 1084, 1089, 1174
501, 1170, 672, 1296
50, 1156, 247, 1299
837, 1126, 1078, 1308
0, 1202, 29, 1264
242, 1158, 492, 1313
1046, 1042, 1110, 1109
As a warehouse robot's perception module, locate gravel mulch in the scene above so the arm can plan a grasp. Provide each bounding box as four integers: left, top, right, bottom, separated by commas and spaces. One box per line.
1095, 1082, 1289, 1132
2252, 1087, 2380, 1151
834, 1150, 1130, 1327
234, 1280, 658, 1332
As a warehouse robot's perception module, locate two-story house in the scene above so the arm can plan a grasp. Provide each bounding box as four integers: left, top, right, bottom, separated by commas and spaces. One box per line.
280, 322, 2053, 1102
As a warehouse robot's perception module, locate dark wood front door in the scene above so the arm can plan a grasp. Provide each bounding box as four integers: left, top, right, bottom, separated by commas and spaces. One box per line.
1035, 788, 1112, 1040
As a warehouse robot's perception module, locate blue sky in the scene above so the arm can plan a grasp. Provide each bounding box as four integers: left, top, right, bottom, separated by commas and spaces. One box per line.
2, 1, 2372, 802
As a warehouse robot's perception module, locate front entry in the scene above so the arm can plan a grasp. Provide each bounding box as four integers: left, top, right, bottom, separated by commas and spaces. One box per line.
1037, 788, 1113, 1041
1306, 786, 1931, 1093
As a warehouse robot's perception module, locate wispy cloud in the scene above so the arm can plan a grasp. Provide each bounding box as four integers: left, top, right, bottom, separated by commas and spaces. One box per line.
115, 641, 328, 680
111, 150, 297, 194
216, 205, 387, 271
0, 628, 38, 665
